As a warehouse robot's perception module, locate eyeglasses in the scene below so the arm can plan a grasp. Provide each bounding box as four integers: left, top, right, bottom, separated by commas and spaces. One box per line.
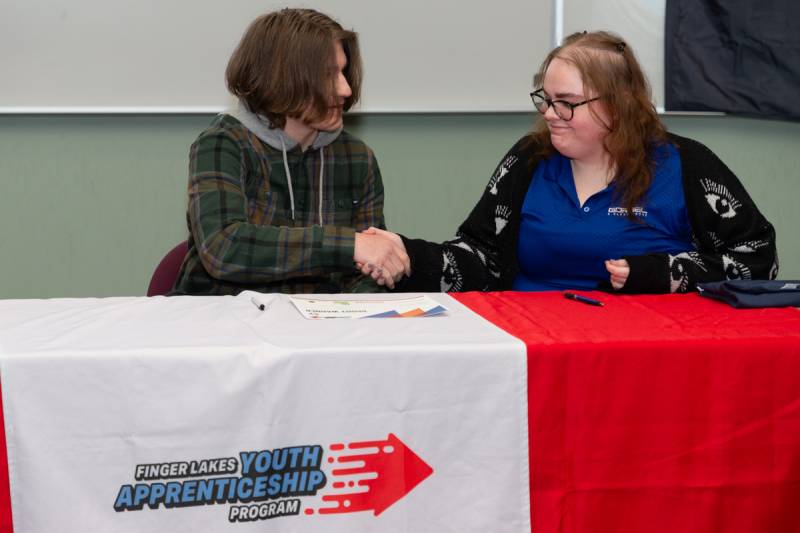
530, 89, 600, 121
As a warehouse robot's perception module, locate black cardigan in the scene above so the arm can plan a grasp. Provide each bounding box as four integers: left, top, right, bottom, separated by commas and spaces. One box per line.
397, 133, 778, 294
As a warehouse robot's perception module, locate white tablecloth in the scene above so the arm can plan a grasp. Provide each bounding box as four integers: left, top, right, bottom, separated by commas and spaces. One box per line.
0, 293, 528, 533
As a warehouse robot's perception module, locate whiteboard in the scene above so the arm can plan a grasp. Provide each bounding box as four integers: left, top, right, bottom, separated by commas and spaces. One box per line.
561, 0, 666, 110
0, 0, 553, 114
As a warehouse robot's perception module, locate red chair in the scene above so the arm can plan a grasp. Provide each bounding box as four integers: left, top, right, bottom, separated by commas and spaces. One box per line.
147, 241, 188, 296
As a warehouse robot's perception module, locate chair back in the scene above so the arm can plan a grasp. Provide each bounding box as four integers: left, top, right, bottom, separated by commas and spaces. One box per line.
147, 241, 188, 296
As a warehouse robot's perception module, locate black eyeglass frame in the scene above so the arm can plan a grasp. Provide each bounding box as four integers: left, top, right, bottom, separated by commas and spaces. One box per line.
530, 89, 601, 121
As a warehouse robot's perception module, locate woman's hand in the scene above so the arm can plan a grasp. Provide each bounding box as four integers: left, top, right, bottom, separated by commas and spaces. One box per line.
605, 259, 630, 290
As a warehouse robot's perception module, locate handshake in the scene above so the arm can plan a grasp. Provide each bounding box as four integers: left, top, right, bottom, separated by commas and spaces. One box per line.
353, 227, 411, 289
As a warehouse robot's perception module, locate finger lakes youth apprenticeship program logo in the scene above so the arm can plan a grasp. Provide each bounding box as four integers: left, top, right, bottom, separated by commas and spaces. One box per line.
113, 434, 433, 523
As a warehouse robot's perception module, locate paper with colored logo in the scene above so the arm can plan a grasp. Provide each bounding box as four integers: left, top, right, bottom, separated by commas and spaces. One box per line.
288, 295, 448, 319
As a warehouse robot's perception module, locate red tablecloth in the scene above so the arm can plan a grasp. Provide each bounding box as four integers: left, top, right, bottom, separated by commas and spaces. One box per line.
452, 291, 800, 533
0, 382, 9, 532
2, 292, 800, 532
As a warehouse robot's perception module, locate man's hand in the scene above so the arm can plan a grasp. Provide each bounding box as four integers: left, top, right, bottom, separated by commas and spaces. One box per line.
354, 228, 410, 289
605, 258, 630, 290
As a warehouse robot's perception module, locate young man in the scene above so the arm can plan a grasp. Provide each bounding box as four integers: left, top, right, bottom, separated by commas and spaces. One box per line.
172, 8, 408, 295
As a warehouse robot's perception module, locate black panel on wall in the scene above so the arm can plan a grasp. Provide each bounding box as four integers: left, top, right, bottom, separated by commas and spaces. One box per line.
665, 0, 800, 121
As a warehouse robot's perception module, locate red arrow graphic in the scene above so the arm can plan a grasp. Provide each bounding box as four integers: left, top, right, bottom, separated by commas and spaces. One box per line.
311, 433, 433, 516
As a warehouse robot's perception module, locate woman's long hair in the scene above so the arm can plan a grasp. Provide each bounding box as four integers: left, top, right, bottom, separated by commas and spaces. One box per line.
529, 31, 668, 217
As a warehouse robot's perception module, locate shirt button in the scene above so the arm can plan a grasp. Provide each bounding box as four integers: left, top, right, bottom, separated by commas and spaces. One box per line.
583, 206, 590, 212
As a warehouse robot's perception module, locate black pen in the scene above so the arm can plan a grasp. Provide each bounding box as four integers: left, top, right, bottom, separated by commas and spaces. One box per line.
564, 292, 604, 307
250, 296, 268, 311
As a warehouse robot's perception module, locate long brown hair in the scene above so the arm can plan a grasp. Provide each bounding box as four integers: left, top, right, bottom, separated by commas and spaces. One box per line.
226, 8, 363, 129
529, 31, 668, 216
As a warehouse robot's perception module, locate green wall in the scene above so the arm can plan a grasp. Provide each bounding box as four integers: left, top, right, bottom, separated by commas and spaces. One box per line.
1, 113, 797, 299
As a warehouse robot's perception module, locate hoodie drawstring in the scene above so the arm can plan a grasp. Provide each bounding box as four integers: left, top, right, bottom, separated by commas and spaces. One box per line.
318, 146, 324, 225
279, 137, 296, 221
279, 137, 324, 225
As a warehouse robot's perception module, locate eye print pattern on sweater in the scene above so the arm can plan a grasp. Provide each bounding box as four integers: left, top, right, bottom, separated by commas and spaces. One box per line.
454, 239, 487, 266
669, 252, 707, 293
706, 231, 725, 251
722, 254, 751, 280
441, 249, 463, 292
730, 240, 771, 253
701, 178, 741, 219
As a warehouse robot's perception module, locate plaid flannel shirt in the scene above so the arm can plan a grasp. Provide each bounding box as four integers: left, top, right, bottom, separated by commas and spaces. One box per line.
172, 115, 385, 295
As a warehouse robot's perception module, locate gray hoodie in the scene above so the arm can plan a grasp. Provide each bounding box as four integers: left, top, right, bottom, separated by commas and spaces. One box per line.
227, 99, 342, 223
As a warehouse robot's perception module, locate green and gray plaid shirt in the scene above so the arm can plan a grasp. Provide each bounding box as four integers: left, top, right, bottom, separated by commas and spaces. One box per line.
172, 113, 385, 295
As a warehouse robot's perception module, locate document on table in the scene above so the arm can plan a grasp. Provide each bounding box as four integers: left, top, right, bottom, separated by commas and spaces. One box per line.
289, 294, 448, 319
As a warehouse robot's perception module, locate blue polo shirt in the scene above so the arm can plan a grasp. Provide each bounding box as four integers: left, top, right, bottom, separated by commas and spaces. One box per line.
513, 144, 694, 291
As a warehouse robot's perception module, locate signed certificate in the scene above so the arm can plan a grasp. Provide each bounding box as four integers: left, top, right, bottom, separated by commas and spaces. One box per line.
288, 295, 448, 319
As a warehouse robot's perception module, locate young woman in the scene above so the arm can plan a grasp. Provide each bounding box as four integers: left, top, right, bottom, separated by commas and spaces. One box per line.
383, 31, 777, 293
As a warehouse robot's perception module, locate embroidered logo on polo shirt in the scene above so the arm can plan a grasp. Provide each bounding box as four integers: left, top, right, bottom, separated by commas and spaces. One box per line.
607, 207, 648, 217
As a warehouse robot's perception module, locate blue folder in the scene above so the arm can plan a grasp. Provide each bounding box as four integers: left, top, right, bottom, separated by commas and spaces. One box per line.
698, 280, 800, 308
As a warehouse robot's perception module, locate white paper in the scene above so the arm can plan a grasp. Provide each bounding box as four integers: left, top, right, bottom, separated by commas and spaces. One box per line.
288, 294, 448, 319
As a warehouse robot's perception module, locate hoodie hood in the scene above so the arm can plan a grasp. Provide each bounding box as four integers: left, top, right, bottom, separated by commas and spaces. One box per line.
225, 99, 337, 223
226, 99, 342, 151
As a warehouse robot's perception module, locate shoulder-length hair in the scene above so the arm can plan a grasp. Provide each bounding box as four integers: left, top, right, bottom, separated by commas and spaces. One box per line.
529, 31, 668, 217
226, 8, 362, 129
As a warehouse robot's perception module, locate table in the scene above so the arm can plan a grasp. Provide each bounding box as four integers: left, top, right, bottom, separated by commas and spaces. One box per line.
451, 291, 800, 533
2, 291, 800, 532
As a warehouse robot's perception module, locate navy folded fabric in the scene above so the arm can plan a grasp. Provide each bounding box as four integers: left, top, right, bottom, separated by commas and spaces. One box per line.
698, 280, 800, 308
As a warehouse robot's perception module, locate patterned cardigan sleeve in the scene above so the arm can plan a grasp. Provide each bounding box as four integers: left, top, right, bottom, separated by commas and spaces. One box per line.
395, 139, 533, 292
616, 135, 778, 294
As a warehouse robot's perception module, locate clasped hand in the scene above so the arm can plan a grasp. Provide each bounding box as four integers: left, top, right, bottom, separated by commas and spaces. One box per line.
605, 258, 630, 290
353, 227, 411, 289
